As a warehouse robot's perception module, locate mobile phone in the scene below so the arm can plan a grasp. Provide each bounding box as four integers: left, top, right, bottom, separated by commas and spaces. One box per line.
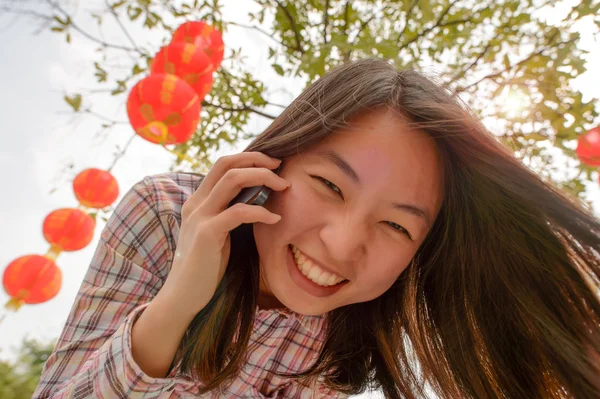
228, 164, 282, 207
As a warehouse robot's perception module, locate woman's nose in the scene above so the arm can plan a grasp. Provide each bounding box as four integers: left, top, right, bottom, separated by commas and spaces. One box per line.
318, 215, 368, 262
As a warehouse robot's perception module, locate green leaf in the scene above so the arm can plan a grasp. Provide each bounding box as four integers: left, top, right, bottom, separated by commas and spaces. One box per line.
132, 64, 145, 75
91, 13, 103, 25
272, 63, 284, 76
418, 0, 434, 21
53, 16, 71, 26
111, 0, 127, 9
527, 132, 548, 141
128, 6, 143, 20
111, 80, 127, 95
94, 62, 108, 83
64, 94, 82, 111
50, 26, 64, 32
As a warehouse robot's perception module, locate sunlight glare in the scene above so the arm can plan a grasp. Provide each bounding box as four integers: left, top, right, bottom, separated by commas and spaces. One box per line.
500, 89, 531, 118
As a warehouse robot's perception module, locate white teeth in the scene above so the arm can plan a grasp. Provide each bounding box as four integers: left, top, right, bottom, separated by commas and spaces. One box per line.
307, 266, 321, 280
326, 273, 337, 286
317, 271, 331, 285
290, 245, 345, 287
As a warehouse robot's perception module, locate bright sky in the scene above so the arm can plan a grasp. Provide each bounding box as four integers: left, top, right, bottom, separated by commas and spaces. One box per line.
0, 2, 598, 398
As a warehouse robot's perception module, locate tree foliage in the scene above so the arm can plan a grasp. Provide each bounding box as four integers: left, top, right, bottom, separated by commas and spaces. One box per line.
0, 338, 55, 399
1, 0, 599, 197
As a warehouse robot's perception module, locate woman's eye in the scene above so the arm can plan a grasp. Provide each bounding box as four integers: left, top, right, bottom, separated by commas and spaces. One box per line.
313, 176, 343, 198
386, 221, 412, 239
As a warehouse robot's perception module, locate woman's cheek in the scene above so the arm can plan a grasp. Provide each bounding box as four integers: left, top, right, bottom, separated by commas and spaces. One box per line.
278, 182, 319, 223
354, 260, 410, 300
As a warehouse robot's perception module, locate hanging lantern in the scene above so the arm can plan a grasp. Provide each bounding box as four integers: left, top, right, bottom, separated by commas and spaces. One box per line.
576, 126, 600, 166
3, 255, 62, 311
73, 168, 119, 209
151, 42, 214, 99
172, 21, 224, 69
127, 74, 201, 145
43, 208, 96, 252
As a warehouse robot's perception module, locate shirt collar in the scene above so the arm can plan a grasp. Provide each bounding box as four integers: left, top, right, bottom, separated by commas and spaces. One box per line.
259, 307, 328, 336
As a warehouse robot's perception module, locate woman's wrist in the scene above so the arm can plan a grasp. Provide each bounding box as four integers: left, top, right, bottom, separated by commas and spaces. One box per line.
131, 293, 200, 378
150, 294, 194, 325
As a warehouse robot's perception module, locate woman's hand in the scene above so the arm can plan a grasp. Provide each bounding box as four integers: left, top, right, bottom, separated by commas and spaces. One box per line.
156, 152, 290, 316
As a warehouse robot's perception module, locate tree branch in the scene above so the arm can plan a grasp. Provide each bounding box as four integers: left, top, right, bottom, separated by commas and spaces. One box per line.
273, 0, 303, 54
85, 109, 129, 124
44, 0, 142, 53
107, 133, 137, 173
266, 100, 288, 109
454, 30, 565, 94
323, 0, 330, 44
0, 5, 53, 22
448, 41, 493, 86
341, 0, 351, 61
348, 9, 378, 57
104, 0, 139, 51
202, 102, 277, 120
228, 21, 290, 49
212, 69, 278, 120
396, 0, 418, 45
398, 0, 461, 51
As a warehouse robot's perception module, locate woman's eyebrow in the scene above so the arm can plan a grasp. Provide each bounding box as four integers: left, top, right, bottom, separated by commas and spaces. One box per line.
391, 202, 432, 226
315, 149, 361, 184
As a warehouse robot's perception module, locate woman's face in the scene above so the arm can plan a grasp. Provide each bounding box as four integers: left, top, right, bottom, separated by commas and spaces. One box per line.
253, 109, 444, 315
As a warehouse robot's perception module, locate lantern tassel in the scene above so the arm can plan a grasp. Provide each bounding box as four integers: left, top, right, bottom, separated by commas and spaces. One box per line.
45, 244, 62, 261
5, 297, 24, 311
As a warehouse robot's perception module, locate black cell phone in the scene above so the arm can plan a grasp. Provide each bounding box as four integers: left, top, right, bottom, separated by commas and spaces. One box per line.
228, 164, 282, 207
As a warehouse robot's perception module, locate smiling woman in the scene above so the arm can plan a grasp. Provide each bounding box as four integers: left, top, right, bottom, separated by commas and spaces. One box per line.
254, 109, 443, 315
34, 58, 600, 399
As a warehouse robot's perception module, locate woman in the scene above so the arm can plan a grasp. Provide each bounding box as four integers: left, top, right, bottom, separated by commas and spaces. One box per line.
33, 58, 600, 398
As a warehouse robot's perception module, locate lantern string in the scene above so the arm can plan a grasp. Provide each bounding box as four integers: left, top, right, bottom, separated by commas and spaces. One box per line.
45, 245, 62, 261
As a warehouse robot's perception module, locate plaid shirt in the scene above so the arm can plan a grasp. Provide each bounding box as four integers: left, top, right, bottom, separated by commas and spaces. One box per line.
33, 172, 348, 399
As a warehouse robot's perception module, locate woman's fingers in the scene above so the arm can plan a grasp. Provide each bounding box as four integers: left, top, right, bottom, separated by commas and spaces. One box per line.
209, 203, 282, 241
193, 152, 281, 201
204, 167, 290, 213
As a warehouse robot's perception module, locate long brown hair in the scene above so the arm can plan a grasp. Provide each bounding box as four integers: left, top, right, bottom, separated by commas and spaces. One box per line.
174, 58, 600, 398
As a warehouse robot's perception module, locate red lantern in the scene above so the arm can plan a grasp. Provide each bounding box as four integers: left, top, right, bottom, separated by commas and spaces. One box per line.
172, 21, 224, 68
73, 168, 119, 209
43, 208, 96, 251
127, 74, 201, 145
151, 42, 214, 99
576, 126, 600, 166
3, 255, 62, 310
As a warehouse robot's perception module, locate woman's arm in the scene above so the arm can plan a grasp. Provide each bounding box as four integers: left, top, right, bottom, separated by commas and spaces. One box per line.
32, 174, 203, 399
131, 278, 200, 378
